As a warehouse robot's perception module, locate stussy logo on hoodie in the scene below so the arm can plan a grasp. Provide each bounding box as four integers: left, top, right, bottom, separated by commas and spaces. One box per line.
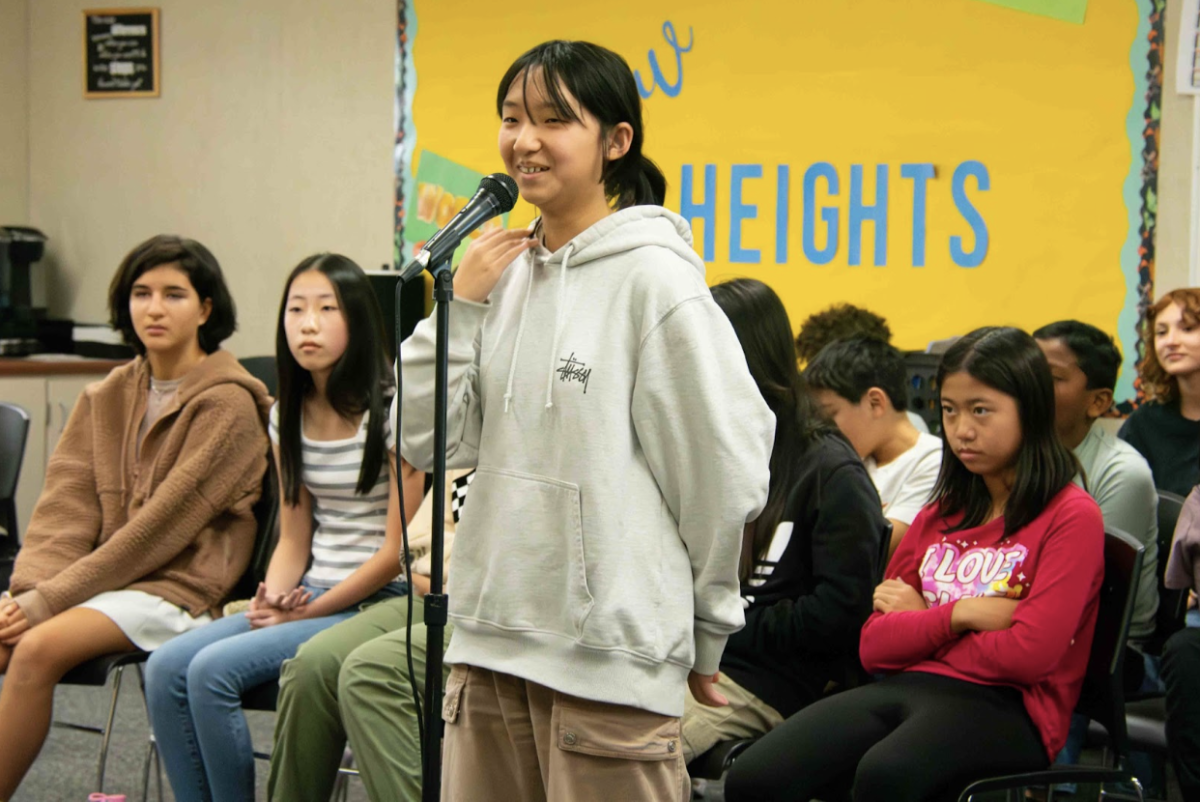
556, 352, 592, 393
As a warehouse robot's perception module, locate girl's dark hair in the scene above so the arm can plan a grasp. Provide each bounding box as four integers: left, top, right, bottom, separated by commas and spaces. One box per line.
710, 278, 840, 580
108, 234, 237, 356
275, 254, 394, 505
932, 326, 1077, 536
497, 40, 666, 209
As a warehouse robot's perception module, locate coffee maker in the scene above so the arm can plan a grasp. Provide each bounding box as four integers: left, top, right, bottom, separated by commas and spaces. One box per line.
0, 227, 49, 355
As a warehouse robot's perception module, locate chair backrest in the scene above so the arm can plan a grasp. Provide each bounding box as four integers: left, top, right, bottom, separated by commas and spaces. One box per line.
1146, 490, 1188, 655
239, 356, 278, 398
0, 402, 31, 542
227, 458, 281, 603
0, 402, 31, 501
1075, 527, 1144, 764
875, 520, 894, 584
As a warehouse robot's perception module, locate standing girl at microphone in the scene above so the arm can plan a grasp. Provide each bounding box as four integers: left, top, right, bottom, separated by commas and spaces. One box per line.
146, 254, 423, 802
398, 39, 774, 801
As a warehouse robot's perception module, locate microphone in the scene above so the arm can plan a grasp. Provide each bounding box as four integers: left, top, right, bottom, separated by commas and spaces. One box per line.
400, 173, 519, 283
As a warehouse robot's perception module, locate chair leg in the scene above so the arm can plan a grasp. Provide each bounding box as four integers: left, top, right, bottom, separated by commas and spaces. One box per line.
95, 665, 126, 792
333, 745, 356, 801
135, 664, 164, 802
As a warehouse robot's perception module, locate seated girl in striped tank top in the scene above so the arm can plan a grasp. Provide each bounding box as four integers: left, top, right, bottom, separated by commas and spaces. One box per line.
145, 254, 425, 802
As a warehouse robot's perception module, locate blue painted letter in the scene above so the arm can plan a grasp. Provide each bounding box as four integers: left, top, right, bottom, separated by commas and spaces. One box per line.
730, 164, 762, 264
681, 164, 716, 262
635, 22, 693, 99
849, 164, 888, 267
776, 165, 790, 264
950, 161, 989, 268
802, 163, 839, 265
901, 163, 934, 267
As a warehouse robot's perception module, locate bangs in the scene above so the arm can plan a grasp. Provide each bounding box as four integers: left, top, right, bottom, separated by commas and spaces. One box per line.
497, 44, 583, 124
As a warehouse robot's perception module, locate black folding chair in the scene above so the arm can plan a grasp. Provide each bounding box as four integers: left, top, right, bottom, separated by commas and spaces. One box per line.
958, 528, 1146, 801
0, 401, 31, 569
238, 356, 278, 398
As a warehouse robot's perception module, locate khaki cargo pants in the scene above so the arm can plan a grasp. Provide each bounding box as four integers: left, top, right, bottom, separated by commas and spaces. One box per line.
440, 664, 689, 802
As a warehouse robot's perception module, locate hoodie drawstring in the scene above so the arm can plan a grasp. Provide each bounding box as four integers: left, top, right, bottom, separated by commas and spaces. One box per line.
544, 244, 573, 410
503, 258, 536, 413
502, 243, 574, 413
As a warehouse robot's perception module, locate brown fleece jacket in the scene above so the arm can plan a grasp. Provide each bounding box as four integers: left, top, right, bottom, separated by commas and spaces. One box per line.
7, 350, 272, 627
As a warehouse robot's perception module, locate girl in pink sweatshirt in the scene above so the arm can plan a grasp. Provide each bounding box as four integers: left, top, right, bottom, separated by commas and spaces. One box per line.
725, 326, 1105, 802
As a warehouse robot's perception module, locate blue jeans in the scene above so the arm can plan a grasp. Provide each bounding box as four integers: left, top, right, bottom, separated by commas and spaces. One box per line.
144, 583, 406, 802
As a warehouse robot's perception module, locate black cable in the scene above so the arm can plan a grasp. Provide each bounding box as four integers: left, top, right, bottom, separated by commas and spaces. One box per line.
395, 275, 426, 757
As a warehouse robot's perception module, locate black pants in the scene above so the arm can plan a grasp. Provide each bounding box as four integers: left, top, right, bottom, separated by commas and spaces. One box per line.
724, 671, 1048, 802
1163, 627, 1200, 801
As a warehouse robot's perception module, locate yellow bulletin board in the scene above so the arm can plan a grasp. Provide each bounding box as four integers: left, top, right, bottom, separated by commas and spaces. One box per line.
393, 0, 1162, 403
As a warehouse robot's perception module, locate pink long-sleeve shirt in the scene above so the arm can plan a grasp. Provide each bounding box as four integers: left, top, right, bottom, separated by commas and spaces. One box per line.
860, 483, 1105, 759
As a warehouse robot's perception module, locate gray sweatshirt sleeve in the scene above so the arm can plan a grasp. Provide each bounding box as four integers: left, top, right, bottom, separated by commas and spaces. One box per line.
631, 295, 775, 676
398, 298, 488, 472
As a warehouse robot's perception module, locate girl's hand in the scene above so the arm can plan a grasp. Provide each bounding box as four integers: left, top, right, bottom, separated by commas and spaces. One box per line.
872, 578, 928, 614
0, 604, 30, 645
688, 671, 729, 708
246, 603, 308, 629
452, 228, 535, 303
951, 597, 1020, 634
250, 582, 313, 612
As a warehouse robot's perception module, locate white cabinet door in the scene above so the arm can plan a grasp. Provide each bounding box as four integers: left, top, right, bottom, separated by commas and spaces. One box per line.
45, 376, 97, 464
0, 378, 47, 539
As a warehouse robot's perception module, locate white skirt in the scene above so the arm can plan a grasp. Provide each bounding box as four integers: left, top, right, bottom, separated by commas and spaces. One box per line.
76, 590, 213, 651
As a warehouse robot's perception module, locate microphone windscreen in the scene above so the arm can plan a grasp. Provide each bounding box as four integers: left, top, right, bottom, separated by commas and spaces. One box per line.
481, 173, 520, 213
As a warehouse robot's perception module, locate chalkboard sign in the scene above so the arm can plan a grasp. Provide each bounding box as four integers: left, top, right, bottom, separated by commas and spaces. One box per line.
83, 8, 160, 98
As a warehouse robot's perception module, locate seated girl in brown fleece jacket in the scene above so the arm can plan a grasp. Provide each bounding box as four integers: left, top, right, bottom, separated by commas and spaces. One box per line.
0, 235, 271, 800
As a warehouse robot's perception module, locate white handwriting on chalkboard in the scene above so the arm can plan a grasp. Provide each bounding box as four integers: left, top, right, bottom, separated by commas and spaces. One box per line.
111, 24, 147, 35
97, 76, 145, 90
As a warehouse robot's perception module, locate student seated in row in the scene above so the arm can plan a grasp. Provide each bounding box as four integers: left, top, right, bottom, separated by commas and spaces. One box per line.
793, 302, 930, 434
725, 327, 1106, 802
146, 254, 422, 802
0, 235, 272, 800
267, 467, 473, 802
1162, 489, 1200, 801
687, 279, 885, 761
805, 337, 942, 558
1120, 287, 1200, 495
1034, 321, 1158, 666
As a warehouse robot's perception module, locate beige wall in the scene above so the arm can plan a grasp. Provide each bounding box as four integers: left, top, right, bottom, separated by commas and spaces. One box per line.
28, 0, 395, 356
1159, 0, 1198, 297
0, 0, 29, 224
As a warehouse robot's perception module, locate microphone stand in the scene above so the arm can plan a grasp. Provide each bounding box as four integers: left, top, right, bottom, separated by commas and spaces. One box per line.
418, 258, 452, 802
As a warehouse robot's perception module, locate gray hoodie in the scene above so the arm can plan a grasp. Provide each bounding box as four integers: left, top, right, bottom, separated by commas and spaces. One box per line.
398, 206, 774, 716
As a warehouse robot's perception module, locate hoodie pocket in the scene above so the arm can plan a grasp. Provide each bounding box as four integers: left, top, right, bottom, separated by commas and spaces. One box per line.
451, 467, 594, 639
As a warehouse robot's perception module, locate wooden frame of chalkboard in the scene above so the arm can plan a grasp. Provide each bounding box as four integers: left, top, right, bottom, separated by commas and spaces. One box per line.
83, 8, 160, 98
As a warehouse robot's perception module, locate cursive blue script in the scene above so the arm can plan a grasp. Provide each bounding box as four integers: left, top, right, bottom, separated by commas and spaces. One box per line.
634, 21, 693, 99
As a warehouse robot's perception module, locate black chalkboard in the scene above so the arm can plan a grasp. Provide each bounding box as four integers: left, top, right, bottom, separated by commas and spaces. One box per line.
83, 8, 160, 98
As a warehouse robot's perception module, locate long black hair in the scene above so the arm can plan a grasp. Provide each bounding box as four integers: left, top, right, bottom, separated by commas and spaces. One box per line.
275, 254, 394, 505
711, 278, 839, 579
497, 40, 666, 209
931, 326, 1077, 536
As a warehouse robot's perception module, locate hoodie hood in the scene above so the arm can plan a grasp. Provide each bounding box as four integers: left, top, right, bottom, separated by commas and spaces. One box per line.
532, 205, 704, 274
121, 350, 273, 496
130, 349, 273, 422
503, 205, 705, 412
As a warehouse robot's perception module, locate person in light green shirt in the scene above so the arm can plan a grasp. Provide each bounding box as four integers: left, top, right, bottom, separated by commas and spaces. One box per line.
1035, 320, 1158, 645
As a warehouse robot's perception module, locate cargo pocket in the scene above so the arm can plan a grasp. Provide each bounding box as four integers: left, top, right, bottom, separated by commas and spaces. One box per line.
554, 697, 682, 762
442, 664, 468, 725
